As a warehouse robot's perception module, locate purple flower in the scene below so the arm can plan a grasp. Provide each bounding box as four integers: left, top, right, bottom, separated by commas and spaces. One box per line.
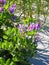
8, 7, 15, 13
0, 0, 2, 3
28, 23, 35, 31
0, 7, 4, 12
18, 24, 25, 29
0, 0, 6, 4
35, 23, 40, 30
18, 24, 25, 33
8, 4, 16, 14
13, 15, 17, 21
35, 34, 40, 42
12, 4, 16, 9
18, 24, 22, 29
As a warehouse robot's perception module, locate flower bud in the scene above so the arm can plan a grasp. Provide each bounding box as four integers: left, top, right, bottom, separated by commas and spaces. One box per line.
8, 7, 15, 13
0, 7, 4, 12
28, 23, 35, 31
0, 0, 6, 5
12, 4, 16, 9
35, 23, 40, 30
13, 15, 17, 21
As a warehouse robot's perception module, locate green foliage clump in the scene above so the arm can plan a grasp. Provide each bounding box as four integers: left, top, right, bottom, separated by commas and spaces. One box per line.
0, 0, 41, 65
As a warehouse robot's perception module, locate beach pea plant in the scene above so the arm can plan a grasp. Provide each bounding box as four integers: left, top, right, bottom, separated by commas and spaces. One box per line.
0, 0, 41, 65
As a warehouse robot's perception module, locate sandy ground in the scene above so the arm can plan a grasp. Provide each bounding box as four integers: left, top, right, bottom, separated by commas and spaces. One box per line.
29, 27, 49, 65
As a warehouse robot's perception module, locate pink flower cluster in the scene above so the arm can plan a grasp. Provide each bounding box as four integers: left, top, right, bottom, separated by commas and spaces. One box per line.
18, 22, 40, 34
28, 23, 40, 31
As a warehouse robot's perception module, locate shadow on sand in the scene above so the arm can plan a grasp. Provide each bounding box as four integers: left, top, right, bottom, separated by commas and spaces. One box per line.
28, 49, 49, 65
28, 26, 49, 65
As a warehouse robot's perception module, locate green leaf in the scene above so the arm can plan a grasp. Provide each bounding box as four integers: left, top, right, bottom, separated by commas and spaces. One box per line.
10, 62, 14, 65
5, 59, 11, 65
0, 58, 5, 65
24, 18, 36, 24
27, 30, 37, 36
